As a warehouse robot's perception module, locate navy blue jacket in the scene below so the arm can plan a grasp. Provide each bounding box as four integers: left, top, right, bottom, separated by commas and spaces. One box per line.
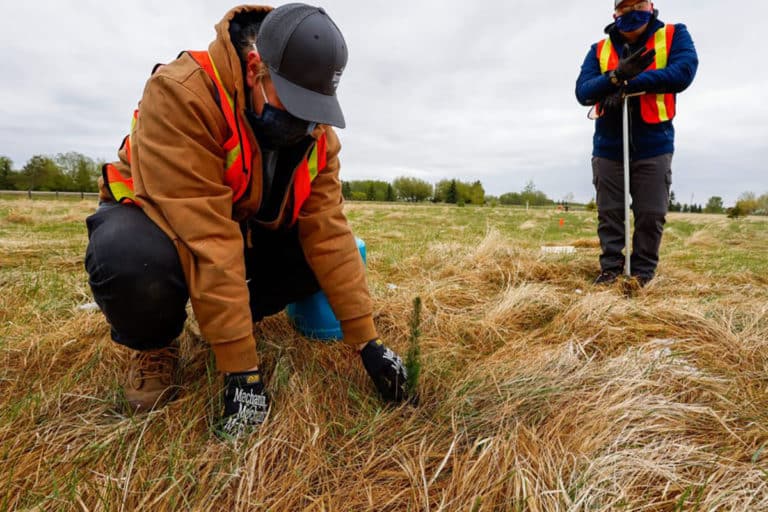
575, 17, 698, 161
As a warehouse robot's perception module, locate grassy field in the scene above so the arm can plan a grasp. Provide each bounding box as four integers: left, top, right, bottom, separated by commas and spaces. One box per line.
1, 198, 767, 511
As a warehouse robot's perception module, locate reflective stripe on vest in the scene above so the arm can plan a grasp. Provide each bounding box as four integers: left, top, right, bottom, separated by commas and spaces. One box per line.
596, 25, 677, 123
187, 51, 253, 203
102, 162, 138, 205
291, 132, 328, 224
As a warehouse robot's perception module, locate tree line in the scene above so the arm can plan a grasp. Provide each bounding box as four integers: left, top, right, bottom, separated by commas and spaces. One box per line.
0, 154, 101, 193
678, 193, 768, 217
343, 178, 557, 206
2, 153, 766, 215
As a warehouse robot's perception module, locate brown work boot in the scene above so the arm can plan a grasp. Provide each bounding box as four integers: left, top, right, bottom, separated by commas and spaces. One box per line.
122, 342, 180, 413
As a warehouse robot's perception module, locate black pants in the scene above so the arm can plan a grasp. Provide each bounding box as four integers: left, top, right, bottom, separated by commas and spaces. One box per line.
592, 153, 672, 278
85, 203, 320, 351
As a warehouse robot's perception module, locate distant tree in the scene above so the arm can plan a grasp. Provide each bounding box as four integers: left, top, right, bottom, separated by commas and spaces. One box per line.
341, 180, 352, 200
682, 204, 689, 213
735, 191, 758, 215
19, 155, 62, 191
520, 180, 553, 206
499, 192, 522, 205
585, 198, 597, 211
392, 176, 432, 202
446, 179, 458, 204
467, 180, 485, 205
347, 180, 389, 201
350, 191, 367, 201
756, 193, 768, 215
0, 156, 16, 190
56, 152, 99, 192
727, 204, 747, 219
668, 190, 683, 212
385, 183, 396, 202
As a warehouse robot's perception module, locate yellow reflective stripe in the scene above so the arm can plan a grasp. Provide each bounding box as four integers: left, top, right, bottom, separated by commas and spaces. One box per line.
226, 145, 241, 170
129, 113, 137, 152
599, 38, 613, 74
653, 27, 670, 121
307, 143, 319, 181
654, 27, 668, 69
656, 94, 669, 121
109, 181, 136, 202
208, 56, 235, 111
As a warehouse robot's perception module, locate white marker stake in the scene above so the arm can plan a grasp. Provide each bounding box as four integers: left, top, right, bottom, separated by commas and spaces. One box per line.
622, 91, 646, 278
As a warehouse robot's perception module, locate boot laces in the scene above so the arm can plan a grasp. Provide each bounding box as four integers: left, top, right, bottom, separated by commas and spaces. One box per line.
133, 346, 177, 380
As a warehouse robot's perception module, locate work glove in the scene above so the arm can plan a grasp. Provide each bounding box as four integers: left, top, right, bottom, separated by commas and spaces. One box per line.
360, 339, 409, 403
613, 44, 656, 82
217, 370, 270, 440
601, 91, 624, 114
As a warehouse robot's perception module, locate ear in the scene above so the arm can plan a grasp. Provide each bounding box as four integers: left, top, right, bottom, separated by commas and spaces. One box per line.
245, 50, 262, 88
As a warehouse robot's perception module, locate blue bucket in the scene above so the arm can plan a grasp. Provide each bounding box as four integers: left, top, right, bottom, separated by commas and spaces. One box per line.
286, 237, 366, 341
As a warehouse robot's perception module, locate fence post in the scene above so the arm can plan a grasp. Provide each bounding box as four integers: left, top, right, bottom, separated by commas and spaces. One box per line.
27, 189, 32, 199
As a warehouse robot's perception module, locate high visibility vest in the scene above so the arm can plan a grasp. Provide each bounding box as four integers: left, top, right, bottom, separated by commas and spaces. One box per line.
103, 51, 327, 225
595, 25, 677, 123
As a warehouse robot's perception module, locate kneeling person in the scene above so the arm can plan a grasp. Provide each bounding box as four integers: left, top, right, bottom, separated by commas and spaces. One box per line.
85, 3, 409, 438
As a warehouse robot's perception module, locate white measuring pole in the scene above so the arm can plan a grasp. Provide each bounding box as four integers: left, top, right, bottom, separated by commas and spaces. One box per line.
621, 91, 646, 278
622, 95, 631, 277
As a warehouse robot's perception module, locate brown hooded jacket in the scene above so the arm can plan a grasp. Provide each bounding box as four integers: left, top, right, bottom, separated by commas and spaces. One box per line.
99, 5, 376, 372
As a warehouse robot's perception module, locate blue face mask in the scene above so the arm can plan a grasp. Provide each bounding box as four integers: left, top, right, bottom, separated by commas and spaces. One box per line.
615, 10, 653, 32
246, 83, 316, 150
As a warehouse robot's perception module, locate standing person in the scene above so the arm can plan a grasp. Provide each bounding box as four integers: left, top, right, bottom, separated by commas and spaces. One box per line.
85, 3, 410, 439
576, 0, 698, 286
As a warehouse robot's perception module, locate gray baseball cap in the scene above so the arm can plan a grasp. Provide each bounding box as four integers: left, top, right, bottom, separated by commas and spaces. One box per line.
257, 3, 348, 128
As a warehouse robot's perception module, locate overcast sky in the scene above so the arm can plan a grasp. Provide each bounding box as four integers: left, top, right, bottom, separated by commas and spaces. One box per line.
1, 1, 766, 205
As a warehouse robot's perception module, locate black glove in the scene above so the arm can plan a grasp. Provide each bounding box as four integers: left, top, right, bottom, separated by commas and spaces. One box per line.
360, 339, 409, 403
614, 44, 656, 82
218, 370, 270, 439
601, 91, 624, 114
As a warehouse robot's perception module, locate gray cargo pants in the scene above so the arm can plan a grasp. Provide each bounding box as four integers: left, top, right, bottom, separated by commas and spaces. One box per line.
591, 153, 672, 279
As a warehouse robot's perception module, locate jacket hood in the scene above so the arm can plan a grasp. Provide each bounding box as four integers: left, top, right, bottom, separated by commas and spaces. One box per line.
208, 5, 272, 114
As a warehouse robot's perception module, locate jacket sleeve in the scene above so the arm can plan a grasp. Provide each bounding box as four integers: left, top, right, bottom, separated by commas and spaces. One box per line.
297, 127, 377, 347
626, 24, 698, 94
97, 137, 132, 203
135, 73, 257, 372
576, 43, 619, 106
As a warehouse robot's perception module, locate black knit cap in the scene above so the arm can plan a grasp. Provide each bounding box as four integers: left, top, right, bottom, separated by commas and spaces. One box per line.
258, 3, 348, 128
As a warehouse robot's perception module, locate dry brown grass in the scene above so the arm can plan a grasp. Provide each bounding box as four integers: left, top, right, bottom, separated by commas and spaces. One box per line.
1, 200, 768, 511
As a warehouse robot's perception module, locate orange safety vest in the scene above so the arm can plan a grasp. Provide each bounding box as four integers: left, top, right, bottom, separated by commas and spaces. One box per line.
595, 25, 676, 123
103, 51, 327, 225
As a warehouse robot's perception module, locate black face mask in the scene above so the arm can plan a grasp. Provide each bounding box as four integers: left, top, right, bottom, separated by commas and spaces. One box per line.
246, 83, 316, 150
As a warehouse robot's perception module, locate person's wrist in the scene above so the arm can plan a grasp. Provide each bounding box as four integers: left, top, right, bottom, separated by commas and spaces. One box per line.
609, 70, 625, 86
357, 338, 378, 353
225, 365, 260, 376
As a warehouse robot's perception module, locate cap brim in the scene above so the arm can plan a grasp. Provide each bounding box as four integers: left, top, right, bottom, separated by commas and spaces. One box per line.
269, 69, 346, 128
